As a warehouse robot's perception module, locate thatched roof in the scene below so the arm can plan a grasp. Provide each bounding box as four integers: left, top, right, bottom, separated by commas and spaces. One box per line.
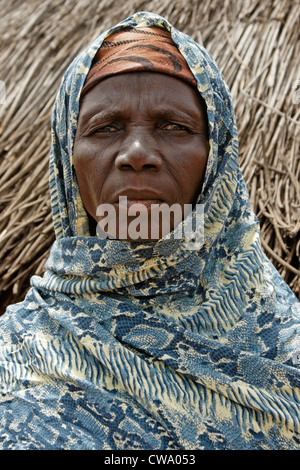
0, 0, 299, 314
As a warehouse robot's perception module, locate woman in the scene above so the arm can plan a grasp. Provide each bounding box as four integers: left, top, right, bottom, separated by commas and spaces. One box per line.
0, 11, 299, 450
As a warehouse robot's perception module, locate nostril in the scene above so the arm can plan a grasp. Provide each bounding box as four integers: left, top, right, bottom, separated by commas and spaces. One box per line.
118, 163, 132, 170
115, 149, 162, 171
143, 163, 158, 170
118, 162, 159, 171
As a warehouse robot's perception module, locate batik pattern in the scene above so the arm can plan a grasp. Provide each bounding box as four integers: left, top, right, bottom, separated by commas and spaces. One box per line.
0, 11, 300, 450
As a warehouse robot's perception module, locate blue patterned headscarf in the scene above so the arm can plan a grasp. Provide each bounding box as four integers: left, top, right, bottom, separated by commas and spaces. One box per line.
1, 12, 300, 450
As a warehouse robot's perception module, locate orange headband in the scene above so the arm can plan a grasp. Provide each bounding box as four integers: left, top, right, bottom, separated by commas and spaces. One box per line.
81, 26, 197, 96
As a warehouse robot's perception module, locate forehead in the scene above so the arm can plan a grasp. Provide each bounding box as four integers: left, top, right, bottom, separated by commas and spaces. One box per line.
78, 72, 206, 121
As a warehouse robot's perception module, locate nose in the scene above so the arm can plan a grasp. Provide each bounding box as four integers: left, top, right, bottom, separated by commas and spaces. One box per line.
115, 131, 162, 172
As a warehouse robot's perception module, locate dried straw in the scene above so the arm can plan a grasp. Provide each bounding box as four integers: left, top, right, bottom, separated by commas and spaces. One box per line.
0, 0, 299, 314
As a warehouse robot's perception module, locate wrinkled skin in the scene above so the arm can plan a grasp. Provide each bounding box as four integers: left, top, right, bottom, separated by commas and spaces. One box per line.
73, 72, 209, 240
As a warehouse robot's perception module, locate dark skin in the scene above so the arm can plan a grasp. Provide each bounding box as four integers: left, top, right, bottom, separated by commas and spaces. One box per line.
73, 72, 209, 241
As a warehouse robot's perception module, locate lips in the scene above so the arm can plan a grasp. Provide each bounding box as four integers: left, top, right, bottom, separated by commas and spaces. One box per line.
113, 189, 165, 211
114, 188, 164, 201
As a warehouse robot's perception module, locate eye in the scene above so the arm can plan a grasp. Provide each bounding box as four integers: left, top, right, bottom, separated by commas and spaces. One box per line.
93, 124, 119, 133
161, 122, 190, 132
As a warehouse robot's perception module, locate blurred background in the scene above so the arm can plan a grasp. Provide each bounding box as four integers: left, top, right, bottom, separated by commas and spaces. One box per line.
0, 0, 299, 314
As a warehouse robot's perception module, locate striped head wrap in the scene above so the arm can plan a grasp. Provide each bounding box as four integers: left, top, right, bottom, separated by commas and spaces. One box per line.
81, 26, 197, 97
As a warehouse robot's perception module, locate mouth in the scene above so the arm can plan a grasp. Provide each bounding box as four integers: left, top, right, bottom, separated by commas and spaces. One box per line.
113, 190, 165, 211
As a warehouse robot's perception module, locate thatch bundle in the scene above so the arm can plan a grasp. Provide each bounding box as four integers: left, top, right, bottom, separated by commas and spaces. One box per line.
0, 0, 299, 314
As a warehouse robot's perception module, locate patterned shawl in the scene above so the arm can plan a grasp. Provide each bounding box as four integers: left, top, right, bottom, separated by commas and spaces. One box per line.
0, 12, 300, 450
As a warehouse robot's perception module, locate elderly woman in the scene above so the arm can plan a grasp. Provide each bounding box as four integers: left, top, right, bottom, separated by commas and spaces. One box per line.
0, 11, 299, 450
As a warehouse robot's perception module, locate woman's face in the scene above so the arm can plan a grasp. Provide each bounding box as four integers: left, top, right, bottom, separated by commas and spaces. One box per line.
73, 72, 209, 240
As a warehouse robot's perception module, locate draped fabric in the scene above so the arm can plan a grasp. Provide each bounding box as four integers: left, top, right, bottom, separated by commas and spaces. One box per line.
0, 11, 300, 450
81, 26, 198, 97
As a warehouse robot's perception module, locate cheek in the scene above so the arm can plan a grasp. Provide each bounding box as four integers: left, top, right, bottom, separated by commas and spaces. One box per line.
175, 139, 209, 201
73, 141, 108, 215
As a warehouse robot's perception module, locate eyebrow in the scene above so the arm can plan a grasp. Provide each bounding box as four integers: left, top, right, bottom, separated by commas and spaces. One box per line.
80, 106, 204, 126
83, 110, 122, 123
78, 108, 124, 130
151, 107, 203, 122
